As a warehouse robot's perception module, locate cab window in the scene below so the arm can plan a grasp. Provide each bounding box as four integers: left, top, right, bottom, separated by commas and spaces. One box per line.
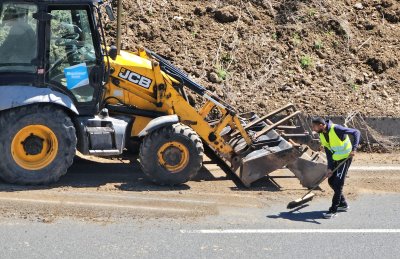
0, 3, 38, 73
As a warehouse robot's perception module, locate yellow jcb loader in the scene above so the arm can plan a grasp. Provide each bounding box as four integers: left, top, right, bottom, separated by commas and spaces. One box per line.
0, 0, 326, 187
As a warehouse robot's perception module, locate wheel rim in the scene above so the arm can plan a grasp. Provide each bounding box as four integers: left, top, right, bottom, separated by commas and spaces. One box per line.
157, 141, 189, 173
11, 125, 58, 170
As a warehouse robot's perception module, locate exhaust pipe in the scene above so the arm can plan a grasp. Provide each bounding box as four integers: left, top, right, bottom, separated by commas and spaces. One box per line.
116, 0, 122, 54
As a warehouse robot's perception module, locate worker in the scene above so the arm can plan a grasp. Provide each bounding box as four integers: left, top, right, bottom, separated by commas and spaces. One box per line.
0, 6, 36, 68
311, 117, 360, 219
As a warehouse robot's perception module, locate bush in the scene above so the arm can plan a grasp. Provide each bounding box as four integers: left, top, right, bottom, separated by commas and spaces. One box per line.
300, 55, 313, 69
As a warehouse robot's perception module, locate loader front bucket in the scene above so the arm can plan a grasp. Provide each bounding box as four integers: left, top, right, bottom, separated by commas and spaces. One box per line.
229, 131, 302, 187
217, 104, 327, 188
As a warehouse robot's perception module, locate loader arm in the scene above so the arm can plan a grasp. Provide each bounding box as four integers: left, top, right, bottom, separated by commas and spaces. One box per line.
145, 48, 318, 148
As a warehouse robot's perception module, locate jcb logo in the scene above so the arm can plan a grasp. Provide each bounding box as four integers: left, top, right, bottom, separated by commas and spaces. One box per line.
118, 68, 152, 89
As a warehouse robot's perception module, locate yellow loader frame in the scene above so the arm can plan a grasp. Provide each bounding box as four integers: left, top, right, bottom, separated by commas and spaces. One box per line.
105, 47, 253, 156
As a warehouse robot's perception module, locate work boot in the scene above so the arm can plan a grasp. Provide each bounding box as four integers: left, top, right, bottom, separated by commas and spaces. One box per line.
337, 204, 349, 212
323, 210, 337, 219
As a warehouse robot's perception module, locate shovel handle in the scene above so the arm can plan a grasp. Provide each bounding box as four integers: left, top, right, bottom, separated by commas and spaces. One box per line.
332, 157, 352, 174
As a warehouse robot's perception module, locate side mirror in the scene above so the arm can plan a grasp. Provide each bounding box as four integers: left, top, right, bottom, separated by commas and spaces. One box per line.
105, 4, 116, 21
108, 45, 118, 60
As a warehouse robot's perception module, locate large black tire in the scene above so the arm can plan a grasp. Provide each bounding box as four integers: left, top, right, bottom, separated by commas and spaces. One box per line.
139, 123, 204, 185
0, 104, 76, 185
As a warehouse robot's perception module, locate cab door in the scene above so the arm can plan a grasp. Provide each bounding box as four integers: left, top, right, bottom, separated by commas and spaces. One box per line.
45, 4, 104, 115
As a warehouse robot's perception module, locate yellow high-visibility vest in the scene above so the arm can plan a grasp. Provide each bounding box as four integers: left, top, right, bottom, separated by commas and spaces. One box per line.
320, 124, 352, 161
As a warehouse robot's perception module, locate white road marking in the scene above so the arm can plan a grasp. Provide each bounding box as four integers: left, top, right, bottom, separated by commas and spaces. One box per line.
180, 229, 400, 234
0, 197, 190, 212
350, 166, 400, 171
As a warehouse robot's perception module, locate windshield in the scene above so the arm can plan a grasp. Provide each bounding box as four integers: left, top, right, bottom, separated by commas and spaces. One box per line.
0, 2, 38, 73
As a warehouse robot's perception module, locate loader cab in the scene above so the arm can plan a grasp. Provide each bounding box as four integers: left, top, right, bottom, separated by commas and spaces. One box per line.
0, 0, 105, 115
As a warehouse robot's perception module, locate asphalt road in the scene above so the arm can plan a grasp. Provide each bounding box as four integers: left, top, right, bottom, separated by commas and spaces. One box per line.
0, 193, 399, 259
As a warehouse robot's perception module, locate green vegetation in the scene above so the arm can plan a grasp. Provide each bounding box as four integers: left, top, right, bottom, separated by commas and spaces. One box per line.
300, 55, 313, 69
314, 40, 323, 50
307, 8, 317, 17
292, 33, 301, 45
215, 65, 227, 80
349, 82, 359, 91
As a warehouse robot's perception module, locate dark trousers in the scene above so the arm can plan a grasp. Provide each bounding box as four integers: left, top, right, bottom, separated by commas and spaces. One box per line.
328, 158, 352, 212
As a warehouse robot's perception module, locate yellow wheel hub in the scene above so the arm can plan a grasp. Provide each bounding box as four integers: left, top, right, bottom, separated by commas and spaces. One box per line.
157, 141, 189, 173
11, 125, 58, 170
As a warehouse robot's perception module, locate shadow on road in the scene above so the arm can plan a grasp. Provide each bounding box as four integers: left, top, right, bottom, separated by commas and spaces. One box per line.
230, 176, 282, 192
0, 155, 191, 192
266, 205, 325, 224
0, 154, 288, 193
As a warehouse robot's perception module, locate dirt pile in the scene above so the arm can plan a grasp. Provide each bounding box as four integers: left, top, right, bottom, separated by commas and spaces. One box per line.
105, 0, 400, 117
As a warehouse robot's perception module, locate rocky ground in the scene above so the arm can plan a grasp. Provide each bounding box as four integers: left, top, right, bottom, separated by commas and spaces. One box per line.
104, 0, 400, 117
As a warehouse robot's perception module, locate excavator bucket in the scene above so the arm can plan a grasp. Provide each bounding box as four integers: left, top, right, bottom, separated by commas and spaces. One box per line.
219, 105, 327, 188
